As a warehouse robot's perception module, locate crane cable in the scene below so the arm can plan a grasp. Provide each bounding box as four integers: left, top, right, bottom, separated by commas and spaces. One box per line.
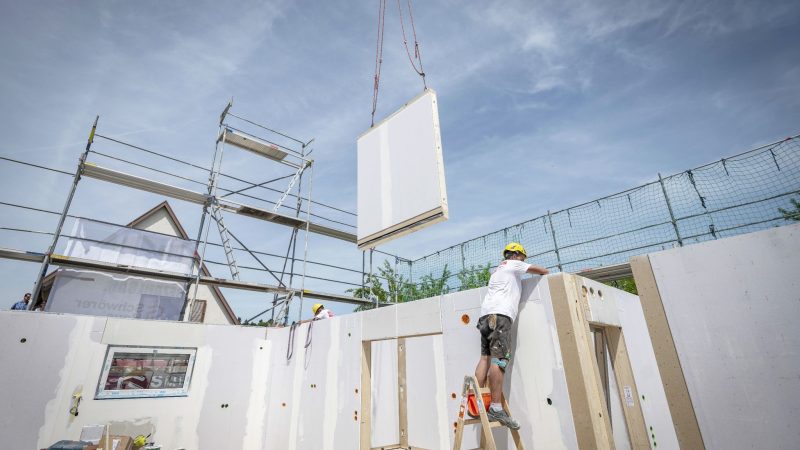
370, 0, 428, 127
371, 0, 387, 127
397, 0, 427, 87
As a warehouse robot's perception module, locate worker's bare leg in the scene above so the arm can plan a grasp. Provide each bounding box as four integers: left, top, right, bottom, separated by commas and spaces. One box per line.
488, 362, 504, 404
475, 355, 490, 387
486, 359, 519, 429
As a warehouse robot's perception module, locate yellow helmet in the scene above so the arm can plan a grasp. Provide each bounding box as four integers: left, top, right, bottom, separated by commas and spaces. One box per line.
312, 303, 324, 315
503, 242, 527, 258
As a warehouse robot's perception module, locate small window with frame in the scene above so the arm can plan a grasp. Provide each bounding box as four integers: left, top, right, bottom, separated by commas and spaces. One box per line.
96, 346, 197, 399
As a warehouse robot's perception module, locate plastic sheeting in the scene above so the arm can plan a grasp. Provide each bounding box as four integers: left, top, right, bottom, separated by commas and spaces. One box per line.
61, 218, 195, 274
46, 268, 185, 320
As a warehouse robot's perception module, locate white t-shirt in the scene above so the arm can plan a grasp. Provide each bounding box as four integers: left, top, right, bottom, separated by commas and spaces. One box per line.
315, 309, 334, 320
480, 260, 531, 322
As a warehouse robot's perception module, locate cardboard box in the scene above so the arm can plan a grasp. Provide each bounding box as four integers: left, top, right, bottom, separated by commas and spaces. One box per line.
85, 435, 133, 450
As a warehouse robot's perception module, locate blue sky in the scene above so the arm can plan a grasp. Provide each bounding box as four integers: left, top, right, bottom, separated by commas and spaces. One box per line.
1, 0, 799, 320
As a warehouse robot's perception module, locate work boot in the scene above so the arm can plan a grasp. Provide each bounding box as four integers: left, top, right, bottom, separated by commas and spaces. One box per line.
487, 408, 520, 430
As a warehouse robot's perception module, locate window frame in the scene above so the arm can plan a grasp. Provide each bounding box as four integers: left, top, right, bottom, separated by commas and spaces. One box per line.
95, 345, 197, 399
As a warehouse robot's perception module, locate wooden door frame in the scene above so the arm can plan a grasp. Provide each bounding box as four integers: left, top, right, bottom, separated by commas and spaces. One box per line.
361, 334, 440, 450
549, 273, 651, 449
630, 255, 706, 449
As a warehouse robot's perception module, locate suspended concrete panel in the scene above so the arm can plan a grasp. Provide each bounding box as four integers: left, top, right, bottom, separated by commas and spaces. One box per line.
357, 89, 448, 249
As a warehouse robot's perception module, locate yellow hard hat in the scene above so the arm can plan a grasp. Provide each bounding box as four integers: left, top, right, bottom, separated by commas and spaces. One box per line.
312, 303, 324, 314
503, 242, 527, 258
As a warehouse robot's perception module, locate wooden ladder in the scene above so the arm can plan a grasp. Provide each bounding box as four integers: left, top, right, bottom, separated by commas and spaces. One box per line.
453, 375, 524, 450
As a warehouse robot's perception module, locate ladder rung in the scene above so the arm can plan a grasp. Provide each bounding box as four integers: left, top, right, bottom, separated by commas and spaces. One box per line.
463, 418, 503, 427
468, 387, 491, 395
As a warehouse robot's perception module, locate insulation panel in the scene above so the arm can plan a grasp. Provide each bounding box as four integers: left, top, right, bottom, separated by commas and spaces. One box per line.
357, 89, 448, 249
1, 274, 671, 449
640, 223, 800, 449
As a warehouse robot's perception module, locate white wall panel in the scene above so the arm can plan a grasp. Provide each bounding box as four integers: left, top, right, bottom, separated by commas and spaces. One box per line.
361, 295, 442, 341
647, 223, 800, 450
406, 334, 450, 449
2, 271, 674, 450
371, 339, 400, 446
580, 277, 679, 449
357, 89, 448, 249
262, 314, 364, 450
0, 312, 269, 450
440, 277, 580, 449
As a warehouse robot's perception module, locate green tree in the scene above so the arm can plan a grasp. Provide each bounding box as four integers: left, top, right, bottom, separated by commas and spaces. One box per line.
348, 272, 388, 311
603, 277, 638, 295
457, 263, 492, 290
404, 265, 452, 301
348, 260, 413, 310
779, 197, 800, 221
241, 318, 274, 327
348, 262, 453, 309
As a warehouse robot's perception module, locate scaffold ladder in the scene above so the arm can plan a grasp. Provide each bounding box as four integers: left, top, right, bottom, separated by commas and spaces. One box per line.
210, 201, 240, 280
453, 375, 524, 450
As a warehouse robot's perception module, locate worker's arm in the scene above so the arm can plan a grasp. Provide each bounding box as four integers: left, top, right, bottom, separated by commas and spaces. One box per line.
526, 264, 549, 275
275, 318, 314, 327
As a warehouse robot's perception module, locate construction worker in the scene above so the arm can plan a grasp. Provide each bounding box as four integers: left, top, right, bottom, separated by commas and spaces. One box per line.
10, 293, 31, 310
296, 303, 335, 324
473, 243, 549, 429
311, 303, 334, 320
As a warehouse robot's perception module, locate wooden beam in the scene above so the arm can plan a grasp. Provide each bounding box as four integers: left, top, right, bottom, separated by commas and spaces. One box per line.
630, 256, 705, 449
360, 341, 372, 450
398, 338, 409, 448
549, 273, 615, 449
605, 326, 650, 449
591, 326, 611, 414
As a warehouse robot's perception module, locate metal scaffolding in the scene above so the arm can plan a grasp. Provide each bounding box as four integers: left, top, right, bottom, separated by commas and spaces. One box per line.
15, 103, 380, 322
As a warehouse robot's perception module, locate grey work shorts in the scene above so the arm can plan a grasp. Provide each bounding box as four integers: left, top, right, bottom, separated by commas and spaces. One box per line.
477, 314, 513, 360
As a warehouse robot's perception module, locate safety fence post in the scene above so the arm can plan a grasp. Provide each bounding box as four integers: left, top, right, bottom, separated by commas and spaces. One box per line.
658, 173, 683, 246
546, 210, 563, 272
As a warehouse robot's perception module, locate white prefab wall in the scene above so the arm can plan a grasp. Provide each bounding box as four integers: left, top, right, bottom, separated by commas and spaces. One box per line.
0, 313, 269, 450
1, 274, 670, 449
357, 89, 448, 249
645, 223, 800, 450
580, 277, 679, 450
